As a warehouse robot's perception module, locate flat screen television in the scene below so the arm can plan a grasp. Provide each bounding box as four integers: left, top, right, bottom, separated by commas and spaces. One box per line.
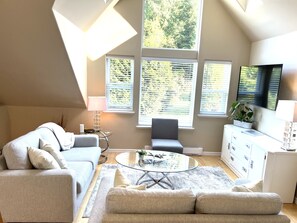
236, 64, 283, 111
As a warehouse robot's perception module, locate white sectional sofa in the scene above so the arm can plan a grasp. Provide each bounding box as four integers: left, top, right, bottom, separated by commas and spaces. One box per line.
88, 175, 291, 223
0, 123, 101, 222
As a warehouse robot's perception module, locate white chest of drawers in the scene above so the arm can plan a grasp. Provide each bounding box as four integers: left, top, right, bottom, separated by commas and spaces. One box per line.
221, 124, 297, 203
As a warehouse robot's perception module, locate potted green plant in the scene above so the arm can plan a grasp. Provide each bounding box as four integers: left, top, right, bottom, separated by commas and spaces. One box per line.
229, 101, 254, 129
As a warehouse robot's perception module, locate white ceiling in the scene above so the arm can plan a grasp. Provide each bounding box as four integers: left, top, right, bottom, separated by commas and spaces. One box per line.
220, 0, 297, 41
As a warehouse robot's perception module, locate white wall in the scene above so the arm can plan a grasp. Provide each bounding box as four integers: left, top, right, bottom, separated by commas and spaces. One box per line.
250, 31, 297, 141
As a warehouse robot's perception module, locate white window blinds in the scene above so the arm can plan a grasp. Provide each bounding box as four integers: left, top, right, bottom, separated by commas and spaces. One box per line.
200, 60, 232, 115
139, 58, 197, 127
105, 56, 134, 111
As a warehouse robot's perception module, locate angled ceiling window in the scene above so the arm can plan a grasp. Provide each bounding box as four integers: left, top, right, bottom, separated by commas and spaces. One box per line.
52, 0, 137, 105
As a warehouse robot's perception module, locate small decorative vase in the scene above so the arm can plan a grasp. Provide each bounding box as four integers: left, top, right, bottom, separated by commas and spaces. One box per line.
138, 155, 145, 166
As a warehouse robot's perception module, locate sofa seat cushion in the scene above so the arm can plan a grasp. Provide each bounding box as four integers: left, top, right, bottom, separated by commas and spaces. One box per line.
196, 191, 282, 215
62, 147, 101, 169
67, 161, 93, 194
106, 187, 195, 214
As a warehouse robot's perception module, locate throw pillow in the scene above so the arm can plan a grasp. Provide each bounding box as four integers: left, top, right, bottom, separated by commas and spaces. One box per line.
39, 139, 68, 169
27, 147, 61, 169
114, 168, 132, 187
114, 168, 146, 190
232, 180, 263, 192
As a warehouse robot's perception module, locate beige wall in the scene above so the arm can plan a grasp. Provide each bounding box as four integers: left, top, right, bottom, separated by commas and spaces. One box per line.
0, 106, 10, 149
87, 0, 251, 151
0, 0, 251, 152
250, 31, 297, 141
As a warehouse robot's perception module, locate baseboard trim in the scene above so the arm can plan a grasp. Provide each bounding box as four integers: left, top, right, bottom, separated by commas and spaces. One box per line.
108, 148, 221, 156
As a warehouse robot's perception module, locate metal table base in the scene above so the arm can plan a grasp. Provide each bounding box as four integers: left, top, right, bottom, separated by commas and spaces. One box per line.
136, 171, 175, 189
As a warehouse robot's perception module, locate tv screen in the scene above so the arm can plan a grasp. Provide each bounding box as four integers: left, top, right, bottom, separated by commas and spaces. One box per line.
236, 64, 283, 111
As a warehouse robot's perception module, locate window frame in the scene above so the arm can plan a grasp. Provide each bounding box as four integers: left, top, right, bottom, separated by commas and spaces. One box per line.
138, 0, 203, 127
199, 60, 232, 116
105, 55, 135, 112
139, 57, 198, 127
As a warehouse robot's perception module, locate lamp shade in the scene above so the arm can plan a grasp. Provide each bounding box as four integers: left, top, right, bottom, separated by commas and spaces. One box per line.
276, 100, 297, 122
87, 96, 106, 111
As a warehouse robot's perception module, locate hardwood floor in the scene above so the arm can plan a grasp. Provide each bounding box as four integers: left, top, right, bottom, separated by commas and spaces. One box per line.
74, 152, 297, 223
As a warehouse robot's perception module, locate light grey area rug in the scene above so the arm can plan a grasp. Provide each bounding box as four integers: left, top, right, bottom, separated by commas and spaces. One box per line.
83, 164, 234, 218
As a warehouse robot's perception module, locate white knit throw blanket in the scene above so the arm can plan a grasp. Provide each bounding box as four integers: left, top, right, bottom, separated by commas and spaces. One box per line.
37, 122, 74, 150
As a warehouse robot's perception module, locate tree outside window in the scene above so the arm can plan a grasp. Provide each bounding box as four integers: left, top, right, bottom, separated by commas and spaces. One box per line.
139, 58, 197, 127
143, 0, 199, 50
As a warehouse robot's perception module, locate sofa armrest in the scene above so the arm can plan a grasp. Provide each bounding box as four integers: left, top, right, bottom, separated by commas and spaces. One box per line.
74, 134, 99, 147
0, 169, 76, 222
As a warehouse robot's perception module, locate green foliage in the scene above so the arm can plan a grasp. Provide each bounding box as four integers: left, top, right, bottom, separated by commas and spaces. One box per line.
137, 149, 147, 156
143, 0, 198, 49
229, 101, 254, 123
140, 60, 195, 118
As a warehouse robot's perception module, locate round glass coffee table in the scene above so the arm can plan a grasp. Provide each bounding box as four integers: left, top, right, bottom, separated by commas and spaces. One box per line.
115, 150, 198, 189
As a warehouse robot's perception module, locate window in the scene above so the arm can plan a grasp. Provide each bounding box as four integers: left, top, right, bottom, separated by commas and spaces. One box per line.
143, 0, 200, 50
139, 0, 202, 127
105, 56, 134, 111
139, 58, 197, 127
200, 61, 232, 115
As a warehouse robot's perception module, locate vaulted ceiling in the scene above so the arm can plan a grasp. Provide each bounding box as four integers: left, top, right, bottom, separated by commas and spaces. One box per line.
220, 0, 297, 41
0, 0, 296, 108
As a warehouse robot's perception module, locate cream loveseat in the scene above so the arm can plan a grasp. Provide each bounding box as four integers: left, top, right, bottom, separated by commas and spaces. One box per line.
0, 122, 101, 222
88, 175, 290, 223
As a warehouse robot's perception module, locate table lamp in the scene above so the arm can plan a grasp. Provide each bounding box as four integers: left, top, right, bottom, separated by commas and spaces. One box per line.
87, 96, 106, 132
275, 100, 297, 151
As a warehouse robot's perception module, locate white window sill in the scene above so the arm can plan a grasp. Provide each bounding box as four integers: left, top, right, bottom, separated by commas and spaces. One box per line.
197, 114, 228, 118
136, 125, 194, 130
104, 110, 135, 114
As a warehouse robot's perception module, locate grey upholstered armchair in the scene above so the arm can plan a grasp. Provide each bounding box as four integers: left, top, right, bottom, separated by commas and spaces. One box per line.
151, 118, 183, 154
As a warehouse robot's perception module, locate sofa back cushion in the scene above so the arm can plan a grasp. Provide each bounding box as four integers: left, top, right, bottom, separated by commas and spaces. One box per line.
106, 187, 195, 214
196, 191, 282, 215
3, 131, 39, 169
3, 128, 59, 169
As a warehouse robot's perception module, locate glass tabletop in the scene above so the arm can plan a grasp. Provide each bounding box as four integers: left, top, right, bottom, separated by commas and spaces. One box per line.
116, 150, 198, 173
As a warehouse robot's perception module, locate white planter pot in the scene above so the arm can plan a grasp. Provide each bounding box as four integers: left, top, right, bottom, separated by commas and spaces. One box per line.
233, 120, 253, 129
